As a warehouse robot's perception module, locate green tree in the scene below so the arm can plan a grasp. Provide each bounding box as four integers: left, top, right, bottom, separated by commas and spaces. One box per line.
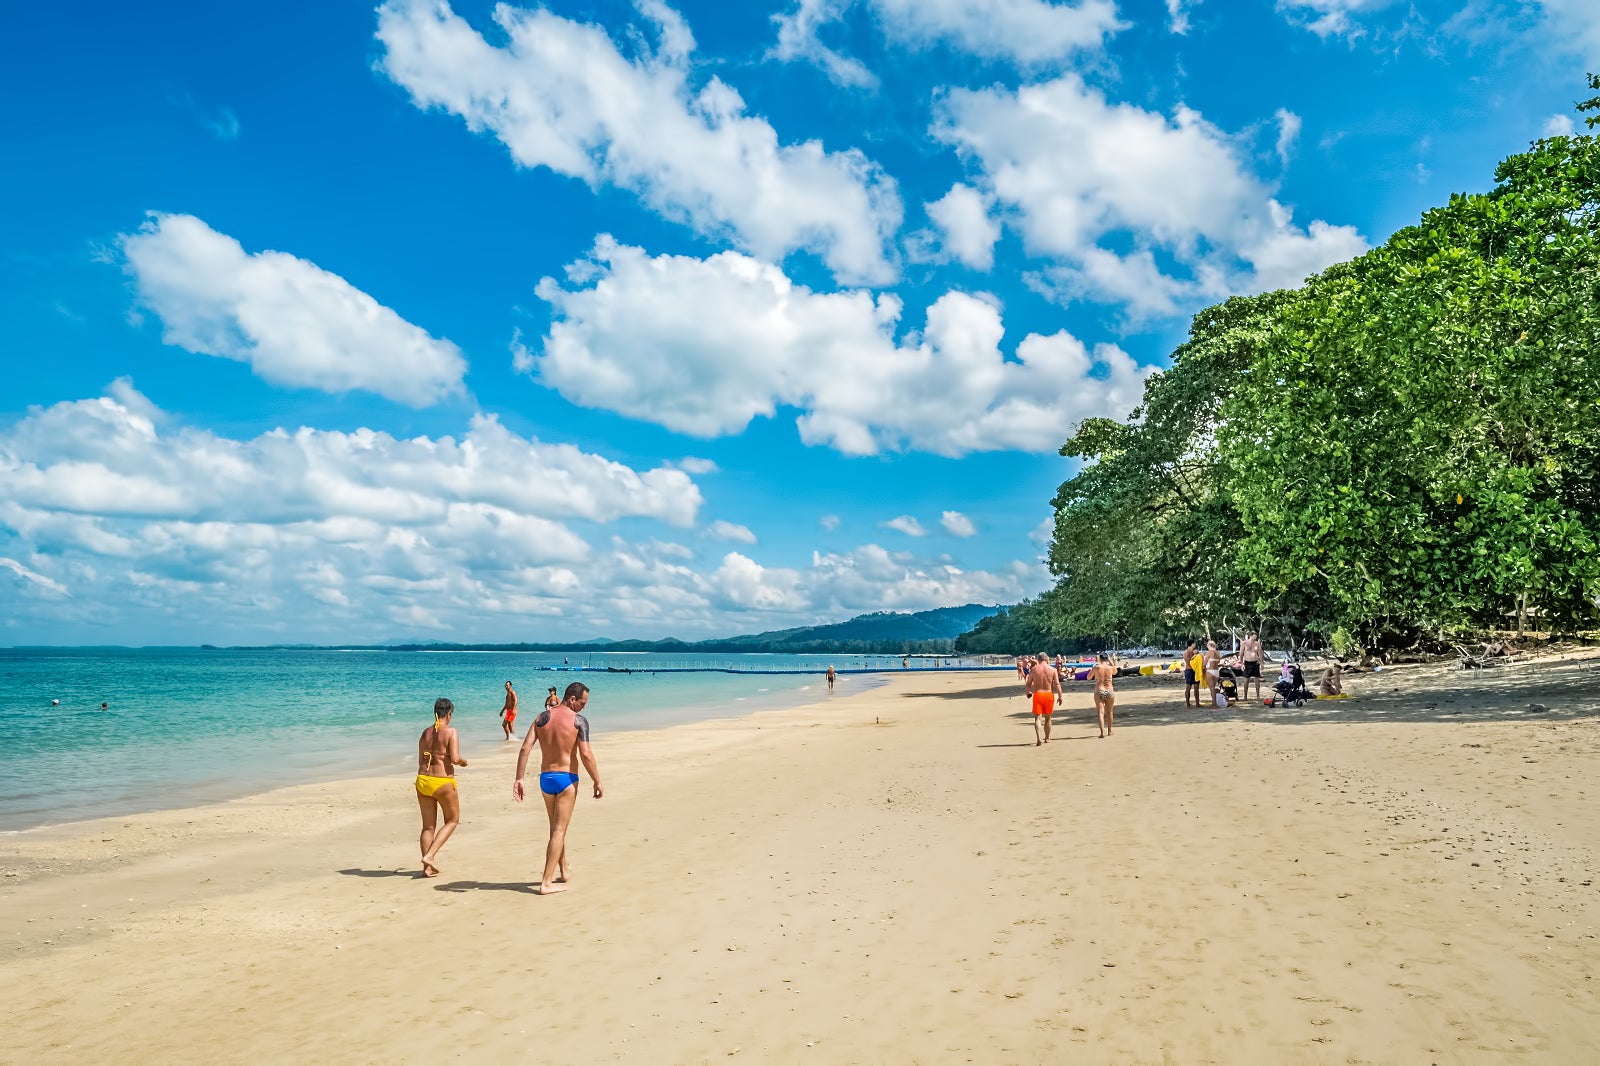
1222, 126, 1600, 640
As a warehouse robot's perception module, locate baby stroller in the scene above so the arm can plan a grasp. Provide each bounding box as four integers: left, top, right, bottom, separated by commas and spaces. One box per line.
1271, 664, 1314, 707
1217, 664, 1239, 704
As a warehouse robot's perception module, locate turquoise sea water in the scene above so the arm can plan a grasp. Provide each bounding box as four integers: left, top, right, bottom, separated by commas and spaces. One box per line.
0, 648, 955, 832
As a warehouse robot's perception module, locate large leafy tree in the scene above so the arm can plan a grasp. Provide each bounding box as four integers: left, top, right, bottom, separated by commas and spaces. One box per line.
1045, 291, 1299, 643
1222, 128, 1600, 639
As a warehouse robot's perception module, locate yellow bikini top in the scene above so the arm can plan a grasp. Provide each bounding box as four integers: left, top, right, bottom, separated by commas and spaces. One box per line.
423, 717, 448, 768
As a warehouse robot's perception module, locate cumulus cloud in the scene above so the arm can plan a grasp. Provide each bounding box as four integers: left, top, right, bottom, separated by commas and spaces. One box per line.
883, 515, 925, 536
531, 237, 1150, 455
926, 183, 1001, 270
772, 0, 1121, 80
376, 0, 900, 285
118, 213, 466, 406
1276, 0, 1392, 38
1274, 108, 1301, 166
707, 519, 758, 544
769, 0, 879, 89
935, 74, 1368, 316
0, 384, 1047, 642
1542, 113, 1576, 137
1166, 0, 1198, 33
941, 510, 977, 537
1538, 0, 1600, 63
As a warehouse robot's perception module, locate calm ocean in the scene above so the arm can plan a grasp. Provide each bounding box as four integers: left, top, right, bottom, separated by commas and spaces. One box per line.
0, 647, 936, 832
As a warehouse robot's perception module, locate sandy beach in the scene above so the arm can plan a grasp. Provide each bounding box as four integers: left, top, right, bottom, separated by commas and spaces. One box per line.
4, 653, 1600, 1064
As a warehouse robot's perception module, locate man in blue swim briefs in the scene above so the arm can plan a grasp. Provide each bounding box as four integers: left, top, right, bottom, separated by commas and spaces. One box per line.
512, 681, 604, 895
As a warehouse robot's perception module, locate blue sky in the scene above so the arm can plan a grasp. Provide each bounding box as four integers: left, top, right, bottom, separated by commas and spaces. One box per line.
1, 0, 1594, 645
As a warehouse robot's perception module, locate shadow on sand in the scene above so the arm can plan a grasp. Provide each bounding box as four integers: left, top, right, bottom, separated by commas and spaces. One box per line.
433, 880, 539, 894
338, 868, 425, 880
910, 654, 1600, 729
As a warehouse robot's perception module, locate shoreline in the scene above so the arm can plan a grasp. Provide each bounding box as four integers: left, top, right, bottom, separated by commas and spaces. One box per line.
5, 658, 1599, 1062
2, 668, 890, 837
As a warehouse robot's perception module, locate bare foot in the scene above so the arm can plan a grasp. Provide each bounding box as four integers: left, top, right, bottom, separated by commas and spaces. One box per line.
422, 859, 440, 877
1035, 739, 1042, 746
537, 882, 568, 895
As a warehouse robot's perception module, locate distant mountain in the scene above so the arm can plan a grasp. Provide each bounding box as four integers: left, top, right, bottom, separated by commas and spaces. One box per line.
385, 604, 1002, 655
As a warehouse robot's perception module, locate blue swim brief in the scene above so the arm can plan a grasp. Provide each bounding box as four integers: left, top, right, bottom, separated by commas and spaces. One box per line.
538, 771, 579, 796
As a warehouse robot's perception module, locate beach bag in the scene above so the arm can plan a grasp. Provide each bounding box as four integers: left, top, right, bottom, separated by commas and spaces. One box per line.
1214, 692, 1228, 708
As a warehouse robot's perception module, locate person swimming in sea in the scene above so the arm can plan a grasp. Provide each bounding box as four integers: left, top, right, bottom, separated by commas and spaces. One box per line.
415, 697, 468, 877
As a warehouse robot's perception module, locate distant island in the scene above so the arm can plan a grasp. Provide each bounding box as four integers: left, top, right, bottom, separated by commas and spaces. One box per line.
385, 604, 1000, 655
211, 604, 1003, 655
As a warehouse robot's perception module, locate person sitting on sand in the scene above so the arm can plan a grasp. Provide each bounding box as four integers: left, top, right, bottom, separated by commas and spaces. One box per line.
1025, 651, 1062, 746
500, 680, 518, 741
1089, 651, 1116, 738
415, 697, 468, 877
1319, 664, 1343, 696
513, 682, 603, 894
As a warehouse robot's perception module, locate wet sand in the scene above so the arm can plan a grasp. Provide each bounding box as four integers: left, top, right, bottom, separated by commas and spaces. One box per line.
4, 652, 1599, 1063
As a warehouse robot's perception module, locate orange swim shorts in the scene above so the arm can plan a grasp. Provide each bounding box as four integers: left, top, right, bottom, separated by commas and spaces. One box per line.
1032, 691, 1054, 716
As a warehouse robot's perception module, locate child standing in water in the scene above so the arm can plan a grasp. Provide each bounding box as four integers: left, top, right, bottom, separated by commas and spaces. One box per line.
415, 697, 467, 877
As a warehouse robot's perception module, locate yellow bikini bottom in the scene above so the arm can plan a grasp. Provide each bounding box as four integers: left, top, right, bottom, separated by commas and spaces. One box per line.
415, 774, 458, 798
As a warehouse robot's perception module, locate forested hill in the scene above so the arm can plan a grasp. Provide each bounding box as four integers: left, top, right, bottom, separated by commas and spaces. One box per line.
385, 604, 1001, 654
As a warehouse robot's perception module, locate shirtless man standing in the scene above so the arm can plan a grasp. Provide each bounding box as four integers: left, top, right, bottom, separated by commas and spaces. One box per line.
826, 665, 836, 693
512, 681, 603, 894
1239, 632, 1264, 701
1182, 639, 1199, 708
1024, 651, 1062, 746
499, 680, 518, 741
1089, 651, 1116, 737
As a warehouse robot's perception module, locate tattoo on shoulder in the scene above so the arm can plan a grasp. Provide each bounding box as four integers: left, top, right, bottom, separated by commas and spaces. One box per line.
535, 710, 551, 728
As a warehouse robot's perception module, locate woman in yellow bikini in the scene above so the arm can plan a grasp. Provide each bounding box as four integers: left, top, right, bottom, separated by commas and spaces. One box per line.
415, 697, 468, 877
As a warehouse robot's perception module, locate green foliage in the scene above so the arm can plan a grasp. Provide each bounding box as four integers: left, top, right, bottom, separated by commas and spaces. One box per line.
1045, 290, 1306, 643
1032, 81, 1600, 650
953, 598, 1102, 655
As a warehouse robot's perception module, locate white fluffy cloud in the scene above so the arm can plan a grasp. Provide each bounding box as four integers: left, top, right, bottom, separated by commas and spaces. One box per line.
883, 515, 925, 536
935, 75, 1368, 316
1539, 0, 1600, 62
1542, 114, 1576, 137
772, 0, 1121, 80
941, 510, 977, 537
119, 214, 466, 406
926, 183, 1001, 270
530, 237, 1150, 456
376, 0, 900, 285
707, 520, 758, 544
1276, 0, 1392, 38
1166, 0, 1198, 33
0, 383, 1048, 642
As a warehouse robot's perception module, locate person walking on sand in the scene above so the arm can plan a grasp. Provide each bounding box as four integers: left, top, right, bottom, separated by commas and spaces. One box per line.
513, 682, 603, 894
826, 665, 836, 693
1089, 651, 1116, 737
1182, 639, 1199, 708
415, 697, 468, 877
1239, 632, 1264, 701
1025, 651, 1061, 746
500, 680, 518, 741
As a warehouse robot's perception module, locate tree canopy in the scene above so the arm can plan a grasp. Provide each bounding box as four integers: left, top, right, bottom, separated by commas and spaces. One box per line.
1035, 87, 1600, 653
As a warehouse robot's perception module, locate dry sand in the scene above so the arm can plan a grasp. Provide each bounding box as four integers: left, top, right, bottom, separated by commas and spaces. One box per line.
4, 651, 1600, 1064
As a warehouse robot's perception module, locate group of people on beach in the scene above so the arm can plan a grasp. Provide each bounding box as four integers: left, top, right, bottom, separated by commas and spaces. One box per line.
413, 679, 603, 893
1019, 651, 1118, 745
1182, 633, 1346, 708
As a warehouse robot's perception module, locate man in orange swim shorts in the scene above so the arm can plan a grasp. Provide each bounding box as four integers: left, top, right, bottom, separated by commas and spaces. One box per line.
500, 680, 518, 741
1024, 651, 1062, 747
